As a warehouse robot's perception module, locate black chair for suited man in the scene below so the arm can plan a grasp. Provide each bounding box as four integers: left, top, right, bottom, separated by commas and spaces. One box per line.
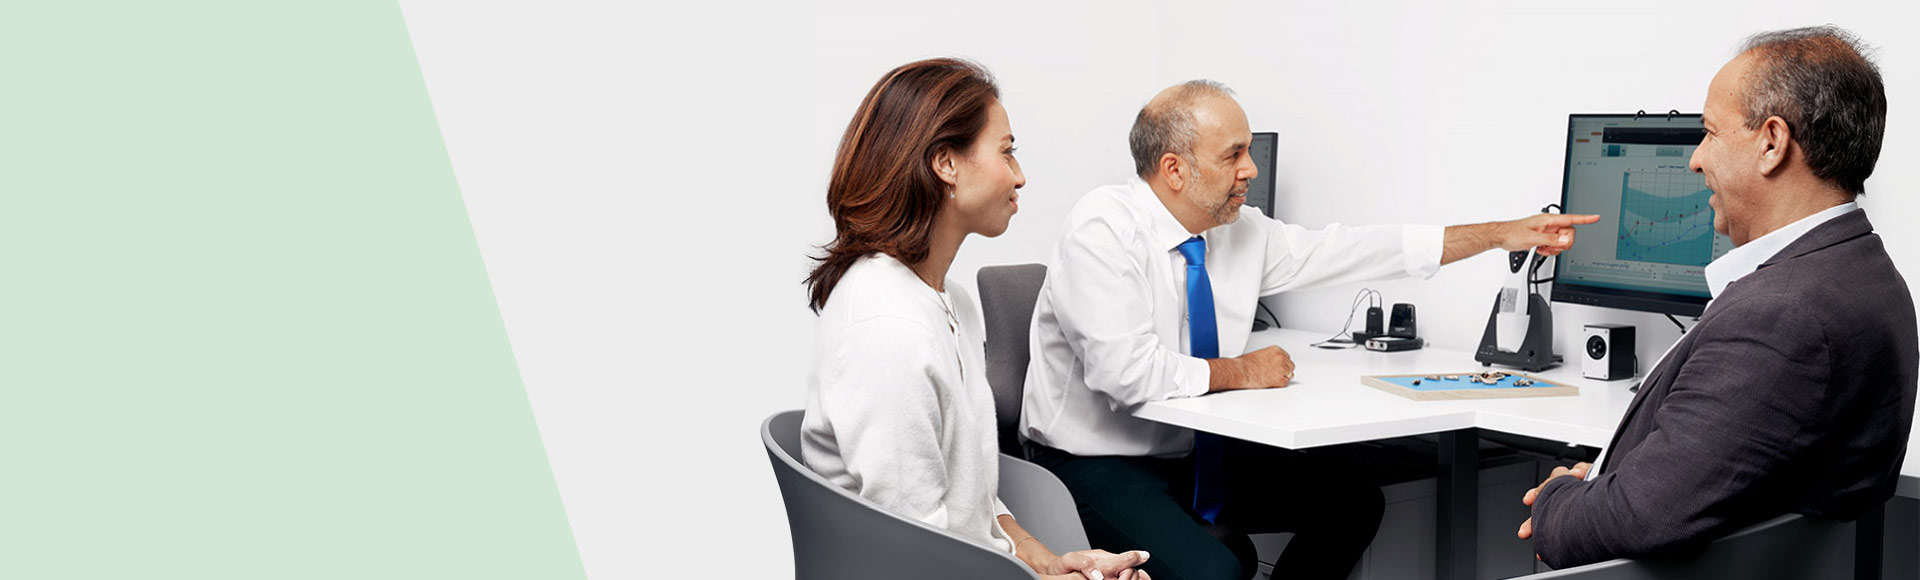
1513, 511, 1860, 579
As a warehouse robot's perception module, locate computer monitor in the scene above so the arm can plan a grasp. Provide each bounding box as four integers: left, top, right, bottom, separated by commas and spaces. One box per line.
1550, 113, 1733, 317
1246, 132, 1278, 218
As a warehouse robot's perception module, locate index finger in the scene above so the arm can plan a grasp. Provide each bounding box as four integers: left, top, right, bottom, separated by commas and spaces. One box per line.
1538, 213, 1601, 228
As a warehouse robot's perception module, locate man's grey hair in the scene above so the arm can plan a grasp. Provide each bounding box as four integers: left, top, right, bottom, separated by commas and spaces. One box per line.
1130, 80, 1236, 179
1736, 25, 1885, 195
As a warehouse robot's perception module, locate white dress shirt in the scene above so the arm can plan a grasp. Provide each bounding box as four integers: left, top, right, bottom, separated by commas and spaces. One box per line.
1020, 177, 1444, 457
1585, 201, 1860, 480
802, 253, 1016, 553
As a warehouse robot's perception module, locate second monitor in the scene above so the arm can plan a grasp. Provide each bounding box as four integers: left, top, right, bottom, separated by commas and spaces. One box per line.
1246, 132, 1278, 218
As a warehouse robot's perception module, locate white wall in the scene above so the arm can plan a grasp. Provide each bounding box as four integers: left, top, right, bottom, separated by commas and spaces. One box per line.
396, 1, 1917, 577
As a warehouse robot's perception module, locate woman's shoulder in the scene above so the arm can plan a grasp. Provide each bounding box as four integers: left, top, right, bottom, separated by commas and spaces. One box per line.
822, 253, 945, 330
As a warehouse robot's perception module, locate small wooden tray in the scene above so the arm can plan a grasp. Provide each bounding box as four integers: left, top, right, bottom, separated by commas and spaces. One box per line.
1361, 372, 1578, 401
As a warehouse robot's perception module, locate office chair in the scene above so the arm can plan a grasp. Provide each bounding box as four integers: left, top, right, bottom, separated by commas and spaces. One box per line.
762, 410, 1089, 580
977, 263, 1047, 457
976, 264, 1262, 578
1514, 512, 1855, 579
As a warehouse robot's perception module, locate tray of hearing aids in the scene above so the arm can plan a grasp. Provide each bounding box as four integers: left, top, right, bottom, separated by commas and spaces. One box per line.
1361, 371, 1578, 401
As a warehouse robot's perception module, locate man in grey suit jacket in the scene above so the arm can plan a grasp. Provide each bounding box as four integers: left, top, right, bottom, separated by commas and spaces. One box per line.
1518, 25, 1918, 568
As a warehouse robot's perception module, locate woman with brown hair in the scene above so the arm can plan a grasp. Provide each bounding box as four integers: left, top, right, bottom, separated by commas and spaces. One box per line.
801, 58, 1150, 580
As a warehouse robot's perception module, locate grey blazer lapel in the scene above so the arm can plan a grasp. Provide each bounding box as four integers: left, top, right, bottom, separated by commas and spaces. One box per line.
1595, 208, 1873, 475
1599, 328, 1695, 474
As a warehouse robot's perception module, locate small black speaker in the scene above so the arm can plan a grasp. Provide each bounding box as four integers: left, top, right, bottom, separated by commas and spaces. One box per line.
1388, 303, 1417, 339
1583, 324, 1636, 381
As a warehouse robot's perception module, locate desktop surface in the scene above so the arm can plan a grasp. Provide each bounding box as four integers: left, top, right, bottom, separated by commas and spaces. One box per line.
1134, 327, 1920, 497
1134, 328, 1637, 449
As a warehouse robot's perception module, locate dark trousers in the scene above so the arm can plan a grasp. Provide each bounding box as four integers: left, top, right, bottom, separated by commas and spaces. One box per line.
1028, 438, 1385, 580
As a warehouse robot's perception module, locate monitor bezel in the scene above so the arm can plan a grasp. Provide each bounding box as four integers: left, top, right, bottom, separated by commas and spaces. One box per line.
1248, 132, 1279, 218
1549, 113, 1711, 318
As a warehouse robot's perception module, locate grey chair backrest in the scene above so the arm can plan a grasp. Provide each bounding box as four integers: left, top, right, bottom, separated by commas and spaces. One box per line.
765, 410, 1089, 579
1517, 513, 1854, 579
977, 264, 1047, 456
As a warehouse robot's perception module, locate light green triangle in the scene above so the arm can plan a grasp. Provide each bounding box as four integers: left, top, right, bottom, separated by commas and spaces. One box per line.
0, 2, 586, 578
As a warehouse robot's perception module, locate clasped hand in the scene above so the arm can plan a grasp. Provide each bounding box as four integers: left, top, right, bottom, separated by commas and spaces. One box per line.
1041, 549, 1152, 580
1516, 462, 1590, 541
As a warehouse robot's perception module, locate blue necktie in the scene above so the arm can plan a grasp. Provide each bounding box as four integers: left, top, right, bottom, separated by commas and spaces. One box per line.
1178, 236, 1226, 523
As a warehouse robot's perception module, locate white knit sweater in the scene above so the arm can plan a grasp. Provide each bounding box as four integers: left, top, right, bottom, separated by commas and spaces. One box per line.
802, 253, 1014, 553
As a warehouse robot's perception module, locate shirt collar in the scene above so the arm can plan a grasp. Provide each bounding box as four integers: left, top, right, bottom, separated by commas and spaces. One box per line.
1703, 201, 1858, 298
1127, 176, 1205, 252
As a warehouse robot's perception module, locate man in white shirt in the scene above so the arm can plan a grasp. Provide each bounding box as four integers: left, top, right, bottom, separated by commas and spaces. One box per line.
1519, 26, 1916, 569
1019, 80, 1599, 580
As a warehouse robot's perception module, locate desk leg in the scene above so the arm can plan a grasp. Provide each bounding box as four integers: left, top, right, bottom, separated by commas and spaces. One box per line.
1438, 428, 1477, 580
1857, 500, 1884, 580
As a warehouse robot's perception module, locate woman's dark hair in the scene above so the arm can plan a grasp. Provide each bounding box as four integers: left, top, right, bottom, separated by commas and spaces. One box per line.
806, 58, 1000, 312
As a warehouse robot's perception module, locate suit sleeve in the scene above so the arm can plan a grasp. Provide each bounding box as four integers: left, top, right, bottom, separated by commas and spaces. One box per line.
1050, 214, 1211, 410
1529, 293, 1833, 568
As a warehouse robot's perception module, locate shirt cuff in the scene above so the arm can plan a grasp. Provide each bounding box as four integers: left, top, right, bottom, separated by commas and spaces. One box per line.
1403, 224, 1444, 279
1174, 354, 1213, 398
990, 513, 1017, 555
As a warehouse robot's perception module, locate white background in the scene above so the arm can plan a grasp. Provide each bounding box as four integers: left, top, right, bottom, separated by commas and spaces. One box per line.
396, 1, 1917, 577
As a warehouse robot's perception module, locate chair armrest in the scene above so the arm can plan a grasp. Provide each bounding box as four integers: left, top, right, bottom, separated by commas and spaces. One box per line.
1512, 514, 1853, 579
998, 453, 1091, 553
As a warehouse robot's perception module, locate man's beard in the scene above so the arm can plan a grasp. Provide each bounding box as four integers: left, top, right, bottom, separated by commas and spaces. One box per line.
1195, 167, 1243, 225
1210, 193, 1241, 225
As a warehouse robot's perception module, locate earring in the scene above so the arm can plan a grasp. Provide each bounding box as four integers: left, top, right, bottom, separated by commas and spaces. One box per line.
948, 188, 955, 200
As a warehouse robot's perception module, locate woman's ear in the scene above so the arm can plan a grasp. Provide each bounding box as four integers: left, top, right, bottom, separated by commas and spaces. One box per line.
931, 148, 960, 187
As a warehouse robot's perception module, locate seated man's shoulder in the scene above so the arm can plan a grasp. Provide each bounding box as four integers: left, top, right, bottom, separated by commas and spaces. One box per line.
1062, 182, 1147, 235
1066, 182, 1135, 214
1738, 238, 1912, 321
1700, 247, 1915, 365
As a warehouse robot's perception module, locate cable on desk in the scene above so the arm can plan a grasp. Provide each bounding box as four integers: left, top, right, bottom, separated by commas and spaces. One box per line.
1311, 288, 1381, 349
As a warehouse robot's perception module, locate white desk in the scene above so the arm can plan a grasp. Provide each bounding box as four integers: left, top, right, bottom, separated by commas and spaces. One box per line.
1135, 329, 1638, 450
1136, 327, 1920, 580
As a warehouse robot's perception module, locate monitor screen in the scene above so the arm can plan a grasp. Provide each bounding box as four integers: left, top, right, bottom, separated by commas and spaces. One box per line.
1246, 132, 1278, 218
1550, 114, 1733, 317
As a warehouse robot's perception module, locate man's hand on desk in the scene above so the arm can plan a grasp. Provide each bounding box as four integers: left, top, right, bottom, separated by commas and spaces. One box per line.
1516, 462, 1591, 545
1206, 346, 1295, 392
